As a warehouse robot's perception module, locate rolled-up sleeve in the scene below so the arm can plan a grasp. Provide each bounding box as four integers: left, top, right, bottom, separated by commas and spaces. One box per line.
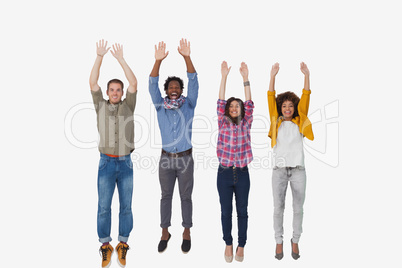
186, 72, 199, 107
149, 76, 163, 109
243, 100, 254, 125
125, 91, 137, 113
217, 99, 226, 117
91, 88, 105, 113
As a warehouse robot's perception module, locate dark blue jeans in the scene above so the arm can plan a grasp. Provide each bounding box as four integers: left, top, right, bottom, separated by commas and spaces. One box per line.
97, 153, 133, 243
217, 164, 250, 247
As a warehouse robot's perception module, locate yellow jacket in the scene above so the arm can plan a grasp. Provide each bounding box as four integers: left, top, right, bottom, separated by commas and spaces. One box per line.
267, 89, 314, 148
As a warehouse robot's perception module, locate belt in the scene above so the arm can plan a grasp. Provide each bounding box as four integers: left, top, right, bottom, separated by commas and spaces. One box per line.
161, 148, 192, 158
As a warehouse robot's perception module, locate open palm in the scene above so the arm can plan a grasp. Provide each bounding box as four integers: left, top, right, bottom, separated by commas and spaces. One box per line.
178, 38, 190, 57
221, 61, 231, 76
155, 41, 169, 61
96, 39, 110, 57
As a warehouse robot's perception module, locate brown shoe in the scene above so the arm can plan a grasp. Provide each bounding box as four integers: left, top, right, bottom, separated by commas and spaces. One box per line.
116, 242, 130, 267
99, 244, 114, 268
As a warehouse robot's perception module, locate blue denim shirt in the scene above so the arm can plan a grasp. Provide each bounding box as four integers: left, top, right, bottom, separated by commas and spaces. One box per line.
149, 72, 199, 153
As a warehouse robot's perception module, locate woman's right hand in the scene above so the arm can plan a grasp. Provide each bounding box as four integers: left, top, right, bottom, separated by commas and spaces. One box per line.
221, 61, 231, 77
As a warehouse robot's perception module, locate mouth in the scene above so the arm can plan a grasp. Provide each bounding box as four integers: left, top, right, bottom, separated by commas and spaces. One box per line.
230, 111, 239, 117
170, 92, 178, 99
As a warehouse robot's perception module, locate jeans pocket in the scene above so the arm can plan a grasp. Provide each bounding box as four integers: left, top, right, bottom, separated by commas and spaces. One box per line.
99, 158, 108, 171
240, 165, 249, 173
125, 157, 133, 169
218, 164, 229, 174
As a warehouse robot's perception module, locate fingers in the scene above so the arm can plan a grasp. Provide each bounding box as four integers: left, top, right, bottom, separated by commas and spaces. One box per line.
240, 62, 248, 70
97, 39, 109, 49
221, 61, 231, 71
156, 41, 167, 52
179, 38, 189, 48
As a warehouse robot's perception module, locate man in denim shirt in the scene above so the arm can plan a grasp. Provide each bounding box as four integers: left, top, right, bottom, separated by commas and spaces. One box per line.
149, 39, 199, 254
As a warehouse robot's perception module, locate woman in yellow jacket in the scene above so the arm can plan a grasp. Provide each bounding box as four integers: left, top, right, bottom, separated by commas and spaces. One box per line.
267, 62, 314, 260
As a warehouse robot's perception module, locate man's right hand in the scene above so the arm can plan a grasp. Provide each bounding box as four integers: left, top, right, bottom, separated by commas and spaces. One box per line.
96, 39, 110, 57
155, 41, 169, 61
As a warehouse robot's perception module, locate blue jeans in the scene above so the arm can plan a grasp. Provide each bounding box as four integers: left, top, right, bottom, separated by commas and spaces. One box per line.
97, 153, 133, 243
217, 164, 250, 247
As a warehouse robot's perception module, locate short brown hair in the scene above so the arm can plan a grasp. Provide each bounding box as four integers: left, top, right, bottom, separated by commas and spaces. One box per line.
107, 79, 124, 91
276, 91, 300, 118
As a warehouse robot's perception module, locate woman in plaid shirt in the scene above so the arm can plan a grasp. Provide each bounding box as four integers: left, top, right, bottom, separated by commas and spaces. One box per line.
217, 61, 254, 263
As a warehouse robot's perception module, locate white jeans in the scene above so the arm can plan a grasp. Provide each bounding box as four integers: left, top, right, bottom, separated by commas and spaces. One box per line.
272, 166, 306, 244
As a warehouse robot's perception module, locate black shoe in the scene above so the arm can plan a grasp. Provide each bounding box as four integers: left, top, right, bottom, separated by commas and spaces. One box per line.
158, 233, 171, 253
291, 239, 300, 260
181, 239, 191, 253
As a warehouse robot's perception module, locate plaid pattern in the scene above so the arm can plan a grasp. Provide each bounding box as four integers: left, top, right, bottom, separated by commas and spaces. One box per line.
163, 95, 185, 109
216, 99, 254, 167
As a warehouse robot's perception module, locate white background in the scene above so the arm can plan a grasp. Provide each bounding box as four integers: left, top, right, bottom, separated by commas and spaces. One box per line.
1, 0, 401, 267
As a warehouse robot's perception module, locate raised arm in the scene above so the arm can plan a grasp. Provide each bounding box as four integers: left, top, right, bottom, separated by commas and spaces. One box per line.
268, 63, 280, 118
240, 62, 251, 101
219, 61, 231, 100
111, 43, 137, 93
178, 38, 196, 73
89, 39, 110, 92
300, 62, 310, 91
269, 62, 279, 92
150, 41, 169, 77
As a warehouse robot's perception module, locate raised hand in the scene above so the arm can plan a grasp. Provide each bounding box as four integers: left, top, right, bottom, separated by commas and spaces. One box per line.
270, 62, 280, 77
96, 39, 110, 57
239, 62, 249, 79
155, 41, 169, 61
300, 62, 310, 76
111, 43, 124, 61
178, 38, 191, 57
221, 61, 231, 77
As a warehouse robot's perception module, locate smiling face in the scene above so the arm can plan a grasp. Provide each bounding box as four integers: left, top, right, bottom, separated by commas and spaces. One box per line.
229, 100, 241, 119
107, 82, 123, 104
281, 100, 295, 121
166, 80, 183, 100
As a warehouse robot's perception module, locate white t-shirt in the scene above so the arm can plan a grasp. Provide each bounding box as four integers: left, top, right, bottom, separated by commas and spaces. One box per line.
273, 121, 304, 168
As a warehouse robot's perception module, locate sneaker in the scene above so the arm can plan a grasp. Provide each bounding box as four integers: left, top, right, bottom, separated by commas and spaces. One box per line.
116, 242, 130, 267
99, 244, 114, 268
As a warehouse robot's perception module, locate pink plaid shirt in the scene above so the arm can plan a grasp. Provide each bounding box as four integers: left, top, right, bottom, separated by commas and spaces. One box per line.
216, 99, 254, 167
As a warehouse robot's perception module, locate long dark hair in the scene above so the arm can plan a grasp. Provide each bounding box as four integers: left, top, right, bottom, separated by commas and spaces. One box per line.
224, 97, 245, 125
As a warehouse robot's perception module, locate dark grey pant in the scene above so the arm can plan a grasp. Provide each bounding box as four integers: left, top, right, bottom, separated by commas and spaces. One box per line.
159, 154, 194, 228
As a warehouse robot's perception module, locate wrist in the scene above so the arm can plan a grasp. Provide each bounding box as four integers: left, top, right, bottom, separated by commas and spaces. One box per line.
243, 80, 250, 87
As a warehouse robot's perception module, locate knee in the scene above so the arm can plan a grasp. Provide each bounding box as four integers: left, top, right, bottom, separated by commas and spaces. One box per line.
98, 205, 111, 216
221, 210, 232, 219
179, 192, 192, 202
274, 204, 285, 216
293, 206, 304, 215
